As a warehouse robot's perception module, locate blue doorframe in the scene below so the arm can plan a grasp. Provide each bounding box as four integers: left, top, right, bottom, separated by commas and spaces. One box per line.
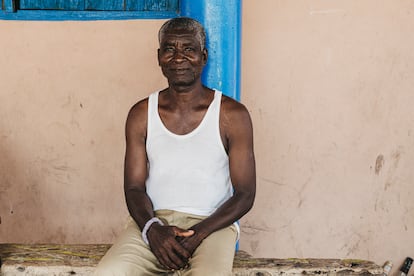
180, 0, 242, 101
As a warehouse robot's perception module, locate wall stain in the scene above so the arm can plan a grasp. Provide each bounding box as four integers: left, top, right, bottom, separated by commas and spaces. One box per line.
250, 240, 259, 254
384, 149, 402, 191
259, 176, 286, 186
391, 150, 401, 168
297, 177, 311, 208
242, 223, 272, 234
340, 231, 369, 257
384, 181, 392, 191
374, 154, 384, 175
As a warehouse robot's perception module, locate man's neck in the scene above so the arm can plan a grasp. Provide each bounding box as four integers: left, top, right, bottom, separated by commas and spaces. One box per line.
165, 82, 210, 109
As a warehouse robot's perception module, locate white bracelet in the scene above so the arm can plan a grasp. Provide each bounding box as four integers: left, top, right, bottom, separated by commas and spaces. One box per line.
142, 217, 164, 245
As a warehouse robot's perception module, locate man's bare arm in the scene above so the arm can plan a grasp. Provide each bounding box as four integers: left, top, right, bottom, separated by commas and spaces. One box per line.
180, 98, 256, 254
124, 99, 154, 228
124, 99, 192, 270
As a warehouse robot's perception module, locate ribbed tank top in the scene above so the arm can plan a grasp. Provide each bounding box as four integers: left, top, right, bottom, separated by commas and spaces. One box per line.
145, 90, 233, 216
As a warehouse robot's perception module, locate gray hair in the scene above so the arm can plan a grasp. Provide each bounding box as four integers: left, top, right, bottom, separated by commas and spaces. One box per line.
158, 17, 206, 50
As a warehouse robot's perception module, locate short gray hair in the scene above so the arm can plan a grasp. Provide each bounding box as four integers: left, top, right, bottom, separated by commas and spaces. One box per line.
158, 17, 206, 50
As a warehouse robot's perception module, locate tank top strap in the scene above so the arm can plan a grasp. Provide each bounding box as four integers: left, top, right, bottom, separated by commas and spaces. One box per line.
147, 91, 160, 143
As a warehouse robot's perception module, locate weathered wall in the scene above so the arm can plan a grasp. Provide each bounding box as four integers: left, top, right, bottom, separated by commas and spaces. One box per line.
0, 20, 166, 242
0, 1, 413, 274
240, 0, 414, 272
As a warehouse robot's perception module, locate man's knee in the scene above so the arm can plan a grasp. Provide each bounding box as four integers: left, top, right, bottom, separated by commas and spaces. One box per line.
94, 261, 121, 276
94, 260, 152, 276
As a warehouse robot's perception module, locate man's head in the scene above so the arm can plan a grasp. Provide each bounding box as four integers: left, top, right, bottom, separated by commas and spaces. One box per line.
158, 17, 206, 51
157, 17, 208, 89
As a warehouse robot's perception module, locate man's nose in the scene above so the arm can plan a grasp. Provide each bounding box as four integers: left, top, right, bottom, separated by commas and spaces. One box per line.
172, 50, 186, 62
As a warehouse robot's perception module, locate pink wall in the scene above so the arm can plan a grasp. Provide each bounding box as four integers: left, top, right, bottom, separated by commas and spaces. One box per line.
1, 1, 413, 274
0, 20, 166, 242
241, 1, 414, 272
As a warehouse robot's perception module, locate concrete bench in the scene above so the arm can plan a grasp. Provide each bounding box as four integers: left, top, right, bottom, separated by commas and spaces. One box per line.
0, 244, 383, 275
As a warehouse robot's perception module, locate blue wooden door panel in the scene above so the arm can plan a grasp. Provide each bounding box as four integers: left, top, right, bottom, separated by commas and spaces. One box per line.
145, 0, 178, 11
126, 0, 178, 11
2, 0, 16, 11
125, 0, 144, 11
20, 0, 85, 10
84, 0, 178, 11
85, 0, 124, 11
2, 0, 179, 13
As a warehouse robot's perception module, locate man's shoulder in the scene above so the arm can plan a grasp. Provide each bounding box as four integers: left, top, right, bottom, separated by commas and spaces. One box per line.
220, 94, 250, 118
128, 95, 151, 118
130, 97, 149, 112
219, 94, 253, 139
126, 97, 150, 131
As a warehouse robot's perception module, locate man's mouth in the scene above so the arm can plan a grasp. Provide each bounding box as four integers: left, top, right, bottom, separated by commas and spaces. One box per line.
171, 68, 190, 74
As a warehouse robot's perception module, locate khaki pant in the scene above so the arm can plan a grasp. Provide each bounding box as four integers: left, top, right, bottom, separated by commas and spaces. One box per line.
94, 210, 238, 276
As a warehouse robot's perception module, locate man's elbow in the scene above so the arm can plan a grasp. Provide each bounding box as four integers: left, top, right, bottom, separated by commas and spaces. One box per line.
237, 189, 256, 214
245, 191, 256, 212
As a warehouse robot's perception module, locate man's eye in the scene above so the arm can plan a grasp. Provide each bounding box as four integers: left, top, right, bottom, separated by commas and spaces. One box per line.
184, 47, 195, 52
164, 47, 174, 52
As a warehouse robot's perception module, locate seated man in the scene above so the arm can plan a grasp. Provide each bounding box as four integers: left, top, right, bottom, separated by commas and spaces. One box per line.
95, 17, 256, 276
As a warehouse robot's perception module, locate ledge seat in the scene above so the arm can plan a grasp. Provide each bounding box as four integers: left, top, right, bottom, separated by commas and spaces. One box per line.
0, 244, 383, 275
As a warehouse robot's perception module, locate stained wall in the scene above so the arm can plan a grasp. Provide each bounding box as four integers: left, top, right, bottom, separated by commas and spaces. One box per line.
241, 0, 414, 270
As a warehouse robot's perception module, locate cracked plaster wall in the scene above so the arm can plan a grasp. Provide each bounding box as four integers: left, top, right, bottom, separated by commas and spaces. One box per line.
241, 1, 414, 274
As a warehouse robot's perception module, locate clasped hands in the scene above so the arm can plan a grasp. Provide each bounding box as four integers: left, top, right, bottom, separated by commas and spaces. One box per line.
147, 223, 204, 270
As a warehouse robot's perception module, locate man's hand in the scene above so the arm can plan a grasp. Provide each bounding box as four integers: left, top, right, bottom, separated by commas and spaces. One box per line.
178, 232, 205, 257
147, 223, 194, 270
177, 224, 208, 257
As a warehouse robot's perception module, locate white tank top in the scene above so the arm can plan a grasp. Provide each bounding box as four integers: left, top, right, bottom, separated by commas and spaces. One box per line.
145, 90, 233, 216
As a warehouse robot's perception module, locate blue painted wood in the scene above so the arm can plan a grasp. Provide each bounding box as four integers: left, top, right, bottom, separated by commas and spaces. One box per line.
1, 0, 179, 17
9, 0, 179, 12
125, 0, 145, 11
165, 0, 179, 12
180, 0, 242, 101
0, 9, 178, 20
85, 0, 123, 11
126, 0, 178, 11
146, 0, 176, 11
2, 0, 16, 12
145, 0, 162, 10
20, 0, 84, 10
168, 0, 179, 12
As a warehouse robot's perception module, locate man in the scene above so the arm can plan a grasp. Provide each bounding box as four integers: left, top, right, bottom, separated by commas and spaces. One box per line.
95, 17, 256, 275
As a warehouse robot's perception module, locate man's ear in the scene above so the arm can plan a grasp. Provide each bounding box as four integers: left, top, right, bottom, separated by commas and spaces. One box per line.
157, 48, 161, 66
202, 48, 208, 65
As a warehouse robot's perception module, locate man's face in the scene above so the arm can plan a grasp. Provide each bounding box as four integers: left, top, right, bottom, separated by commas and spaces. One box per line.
158, 29, 207, 88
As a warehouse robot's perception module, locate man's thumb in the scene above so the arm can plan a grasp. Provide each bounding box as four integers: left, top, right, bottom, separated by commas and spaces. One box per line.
174, 228, 194, 237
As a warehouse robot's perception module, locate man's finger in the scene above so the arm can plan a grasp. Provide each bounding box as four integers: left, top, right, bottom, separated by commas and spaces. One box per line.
172, 241, 191, 260
157, 247, 181, 270
174, 229, 194, 237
